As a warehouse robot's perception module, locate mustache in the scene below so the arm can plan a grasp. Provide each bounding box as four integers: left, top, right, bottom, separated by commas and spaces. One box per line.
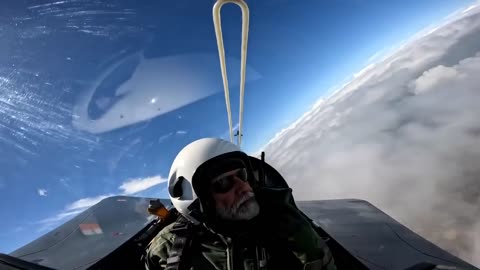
233, 191, 255, 209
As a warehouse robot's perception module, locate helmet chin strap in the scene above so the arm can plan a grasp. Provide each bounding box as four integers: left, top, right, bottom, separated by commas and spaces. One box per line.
213, 0, 249, 147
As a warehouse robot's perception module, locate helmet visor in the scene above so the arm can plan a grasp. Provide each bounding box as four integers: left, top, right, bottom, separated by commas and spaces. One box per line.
210, 168, 248, 194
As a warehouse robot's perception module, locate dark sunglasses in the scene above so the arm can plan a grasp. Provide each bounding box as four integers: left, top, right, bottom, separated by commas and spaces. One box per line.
210, 168, 248, 194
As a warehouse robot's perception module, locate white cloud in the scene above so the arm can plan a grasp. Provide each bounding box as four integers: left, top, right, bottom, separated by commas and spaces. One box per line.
411, 65, 462, 94
176, 130, 188, 135
36, 194, 113, 233
221, 122, 240, 141
462, 3, 480, 14
366, 49, 386, 64
353, 63, 376, 79
119, 175, 167, 195
158, 132, 173, 143
232, 122, 240, 132
261, 6, 480, 267
65, 194, 113, 211
38, 209, 84, 226
36, 175, 167, 233
37, 208, 85, 233
37, 188, 47, 196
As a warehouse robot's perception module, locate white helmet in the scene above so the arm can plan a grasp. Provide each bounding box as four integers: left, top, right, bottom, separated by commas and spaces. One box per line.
168, 138, 244, 223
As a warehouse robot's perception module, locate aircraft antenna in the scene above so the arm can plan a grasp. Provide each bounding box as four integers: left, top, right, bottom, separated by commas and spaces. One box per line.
213, 0, 249, 147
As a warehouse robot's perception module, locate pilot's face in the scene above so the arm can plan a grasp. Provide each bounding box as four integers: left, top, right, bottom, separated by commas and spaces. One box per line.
209, 168, 260, 221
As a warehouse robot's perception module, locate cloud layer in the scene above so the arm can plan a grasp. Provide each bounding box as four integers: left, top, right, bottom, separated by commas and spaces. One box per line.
261, 4, 480, 266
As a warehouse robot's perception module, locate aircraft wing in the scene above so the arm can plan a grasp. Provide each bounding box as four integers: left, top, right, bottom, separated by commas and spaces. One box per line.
8, 196, 170, 270
6, 195, 478, 270
298, 199, 478, 270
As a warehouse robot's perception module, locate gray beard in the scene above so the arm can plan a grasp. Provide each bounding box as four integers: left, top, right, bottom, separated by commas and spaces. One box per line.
216, 192, 260, 221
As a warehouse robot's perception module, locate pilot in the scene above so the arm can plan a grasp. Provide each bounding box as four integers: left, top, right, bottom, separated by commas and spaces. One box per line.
144, 138, 336, 270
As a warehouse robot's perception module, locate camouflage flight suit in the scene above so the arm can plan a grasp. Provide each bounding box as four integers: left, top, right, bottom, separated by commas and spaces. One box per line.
144, 187, 336, 270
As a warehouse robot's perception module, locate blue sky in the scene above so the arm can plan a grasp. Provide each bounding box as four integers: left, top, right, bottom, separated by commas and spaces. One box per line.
0, 0, 475, 254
